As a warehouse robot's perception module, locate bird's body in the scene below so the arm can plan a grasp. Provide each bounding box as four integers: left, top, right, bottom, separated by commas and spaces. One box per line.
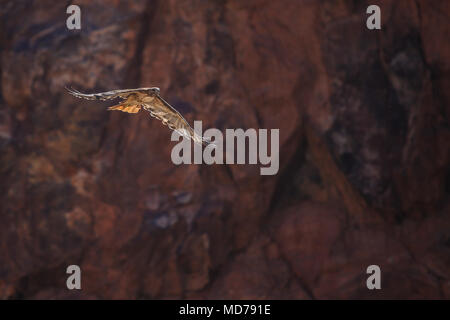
66, 87, 211, 146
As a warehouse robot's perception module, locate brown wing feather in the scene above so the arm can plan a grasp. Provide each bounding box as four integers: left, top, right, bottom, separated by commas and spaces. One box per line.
143, 96, 208, 145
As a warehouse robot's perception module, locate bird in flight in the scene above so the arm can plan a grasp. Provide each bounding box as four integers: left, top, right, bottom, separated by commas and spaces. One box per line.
66, 87, 212, 146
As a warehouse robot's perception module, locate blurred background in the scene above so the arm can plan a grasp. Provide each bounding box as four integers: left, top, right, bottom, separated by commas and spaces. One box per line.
0, 0, 449, 299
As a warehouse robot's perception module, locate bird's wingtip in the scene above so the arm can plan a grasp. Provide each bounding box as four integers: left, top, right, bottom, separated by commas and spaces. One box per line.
202, 136, 217, 148
65, 86, 82, 96
65, 86, 75, 93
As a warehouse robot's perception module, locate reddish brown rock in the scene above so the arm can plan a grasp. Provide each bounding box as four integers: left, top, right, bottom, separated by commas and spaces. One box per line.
0, 0, 448, 299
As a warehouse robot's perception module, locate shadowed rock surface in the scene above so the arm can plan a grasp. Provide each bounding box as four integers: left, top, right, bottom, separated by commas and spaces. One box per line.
0, 0, 449, 299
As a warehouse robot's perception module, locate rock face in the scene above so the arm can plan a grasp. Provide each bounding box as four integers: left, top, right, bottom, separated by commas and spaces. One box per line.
0, 0, 449, 299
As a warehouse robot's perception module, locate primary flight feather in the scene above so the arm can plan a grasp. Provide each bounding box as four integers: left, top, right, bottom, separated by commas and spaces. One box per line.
66, 87, 212, 146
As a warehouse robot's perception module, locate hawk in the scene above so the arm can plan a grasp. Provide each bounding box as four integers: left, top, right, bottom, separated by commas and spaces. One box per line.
66, 87, 212, 146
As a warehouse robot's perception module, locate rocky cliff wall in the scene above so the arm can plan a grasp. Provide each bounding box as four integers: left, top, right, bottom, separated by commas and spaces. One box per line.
0, 0, 448, 299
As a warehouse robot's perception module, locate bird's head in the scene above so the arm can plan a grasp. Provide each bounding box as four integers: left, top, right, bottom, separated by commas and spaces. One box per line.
148, 87, 160, 96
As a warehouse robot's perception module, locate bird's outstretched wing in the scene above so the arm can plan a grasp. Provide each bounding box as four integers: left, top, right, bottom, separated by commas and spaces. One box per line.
66, 87, 157, 101
143, 95, 212, 146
